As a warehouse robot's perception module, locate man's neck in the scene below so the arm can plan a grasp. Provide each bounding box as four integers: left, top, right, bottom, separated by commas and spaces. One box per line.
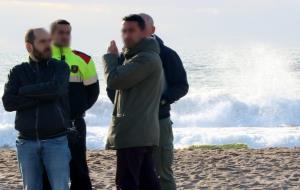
126, 38, 146, 49
53, 43, 69, 49
29, 55, 49, 63
29, 54, 38, 62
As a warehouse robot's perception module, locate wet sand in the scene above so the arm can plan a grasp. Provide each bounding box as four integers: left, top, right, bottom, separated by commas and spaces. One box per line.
0, 148, 300, 189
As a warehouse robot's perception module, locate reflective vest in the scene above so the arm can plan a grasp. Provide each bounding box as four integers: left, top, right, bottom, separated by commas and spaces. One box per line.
52, 46, 98, 85
52, 45, 99, 119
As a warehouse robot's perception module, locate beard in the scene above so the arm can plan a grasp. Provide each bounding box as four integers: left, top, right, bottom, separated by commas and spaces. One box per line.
32, 46, 52, 61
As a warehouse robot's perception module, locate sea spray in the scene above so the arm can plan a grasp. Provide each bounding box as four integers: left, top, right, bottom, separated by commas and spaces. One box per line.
0, 46, 300, 148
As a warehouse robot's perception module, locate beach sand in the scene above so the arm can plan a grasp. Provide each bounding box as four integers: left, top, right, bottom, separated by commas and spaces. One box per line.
0, 148, 300, 189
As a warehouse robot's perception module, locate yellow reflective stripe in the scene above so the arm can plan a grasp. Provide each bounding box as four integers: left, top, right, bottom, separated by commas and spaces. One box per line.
83, 76, 98, 86
69, 76, 83, 83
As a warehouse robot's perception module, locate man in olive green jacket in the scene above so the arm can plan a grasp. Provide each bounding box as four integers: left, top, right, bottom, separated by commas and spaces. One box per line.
102, 14, 163, 190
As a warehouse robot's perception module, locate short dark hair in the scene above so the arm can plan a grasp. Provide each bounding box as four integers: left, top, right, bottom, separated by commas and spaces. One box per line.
50, 19, 71, 33
122, 14, 146, 30
25, 29, 35, 44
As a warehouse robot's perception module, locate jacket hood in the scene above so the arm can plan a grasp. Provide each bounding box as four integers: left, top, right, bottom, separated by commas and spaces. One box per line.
123, 37, 160, 58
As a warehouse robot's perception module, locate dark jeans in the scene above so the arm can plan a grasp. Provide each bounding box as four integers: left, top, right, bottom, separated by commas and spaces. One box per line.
116, 147, 161, 190
43, 118, 92, 190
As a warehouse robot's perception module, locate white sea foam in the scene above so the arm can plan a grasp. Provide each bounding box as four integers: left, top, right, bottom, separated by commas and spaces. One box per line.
1, 124, 300, 149
1, 94, 300, 149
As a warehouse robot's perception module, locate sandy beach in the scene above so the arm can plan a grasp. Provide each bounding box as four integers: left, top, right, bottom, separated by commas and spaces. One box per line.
0, 148, 300, 190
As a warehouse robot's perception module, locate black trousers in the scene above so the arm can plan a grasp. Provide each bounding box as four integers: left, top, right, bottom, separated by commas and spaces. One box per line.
116, 147, 161, 190
43, 118, 92, 190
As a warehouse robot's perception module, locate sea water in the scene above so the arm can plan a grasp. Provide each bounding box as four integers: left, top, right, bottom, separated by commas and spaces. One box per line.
1, 45, 300, 149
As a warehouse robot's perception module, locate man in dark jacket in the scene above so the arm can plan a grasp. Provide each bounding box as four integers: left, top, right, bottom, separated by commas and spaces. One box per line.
141, 13, 189, 190
2, 28, 71, 190
103, 14, 163, 190
106, 14, 189, 190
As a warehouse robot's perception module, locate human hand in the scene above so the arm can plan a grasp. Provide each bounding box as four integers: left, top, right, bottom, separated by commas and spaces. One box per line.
107, 40, 119, 55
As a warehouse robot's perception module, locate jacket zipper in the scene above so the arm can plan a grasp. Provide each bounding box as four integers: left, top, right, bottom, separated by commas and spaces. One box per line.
57, 49, 66, 127
60, 48, 65, 61
35, 63, 40, 140
35, 108, 40, 140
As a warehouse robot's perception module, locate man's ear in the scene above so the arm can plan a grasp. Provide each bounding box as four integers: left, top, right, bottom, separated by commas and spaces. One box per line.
152, 26, 156, 35
25, 42, 33, 53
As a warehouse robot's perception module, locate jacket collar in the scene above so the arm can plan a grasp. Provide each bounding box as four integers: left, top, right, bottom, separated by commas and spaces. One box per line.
154, 35, 164, 46
52, 45, 72, 56
29, 56, 49, 67
123, 37, 160, 59
153, 35, 165, 55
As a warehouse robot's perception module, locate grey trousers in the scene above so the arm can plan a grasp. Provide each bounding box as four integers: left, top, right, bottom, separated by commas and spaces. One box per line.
153, 117, 176, 190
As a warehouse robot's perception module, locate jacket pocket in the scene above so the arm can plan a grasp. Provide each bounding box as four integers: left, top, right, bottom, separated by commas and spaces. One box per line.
111, 115, 130, 135
15, 110, 36, 135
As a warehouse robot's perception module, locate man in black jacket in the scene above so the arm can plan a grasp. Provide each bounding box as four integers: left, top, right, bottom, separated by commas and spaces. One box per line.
107, 14, 189, 190
2, 28, 71, 190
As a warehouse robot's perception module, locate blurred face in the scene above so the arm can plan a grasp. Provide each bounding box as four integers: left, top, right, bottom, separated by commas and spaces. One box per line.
122, 21, 144, 48
26, 29, 52, 61
51, 24, 71, 47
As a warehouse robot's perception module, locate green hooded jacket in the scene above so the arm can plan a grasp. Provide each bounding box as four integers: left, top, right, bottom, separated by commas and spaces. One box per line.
103, 38, 163, 149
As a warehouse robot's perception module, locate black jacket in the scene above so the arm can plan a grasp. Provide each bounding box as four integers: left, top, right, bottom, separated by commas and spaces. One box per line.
69, 51, 99, 120
107, 36, 189, 119
2, 58, 70, 140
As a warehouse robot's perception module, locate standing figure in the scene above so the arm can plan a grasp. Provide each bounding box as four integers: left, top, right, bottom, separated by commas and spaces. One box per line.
43, 19, 100, 190
103, 14, 163, 190
107, 13, 189, 190
140, 13, 189, 190
2, 28, 71, 190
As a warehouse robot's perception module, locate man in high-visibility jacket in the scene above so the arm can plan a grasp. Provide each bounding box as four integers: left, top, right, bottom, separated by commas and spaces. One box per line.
43, 19, 99, 190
